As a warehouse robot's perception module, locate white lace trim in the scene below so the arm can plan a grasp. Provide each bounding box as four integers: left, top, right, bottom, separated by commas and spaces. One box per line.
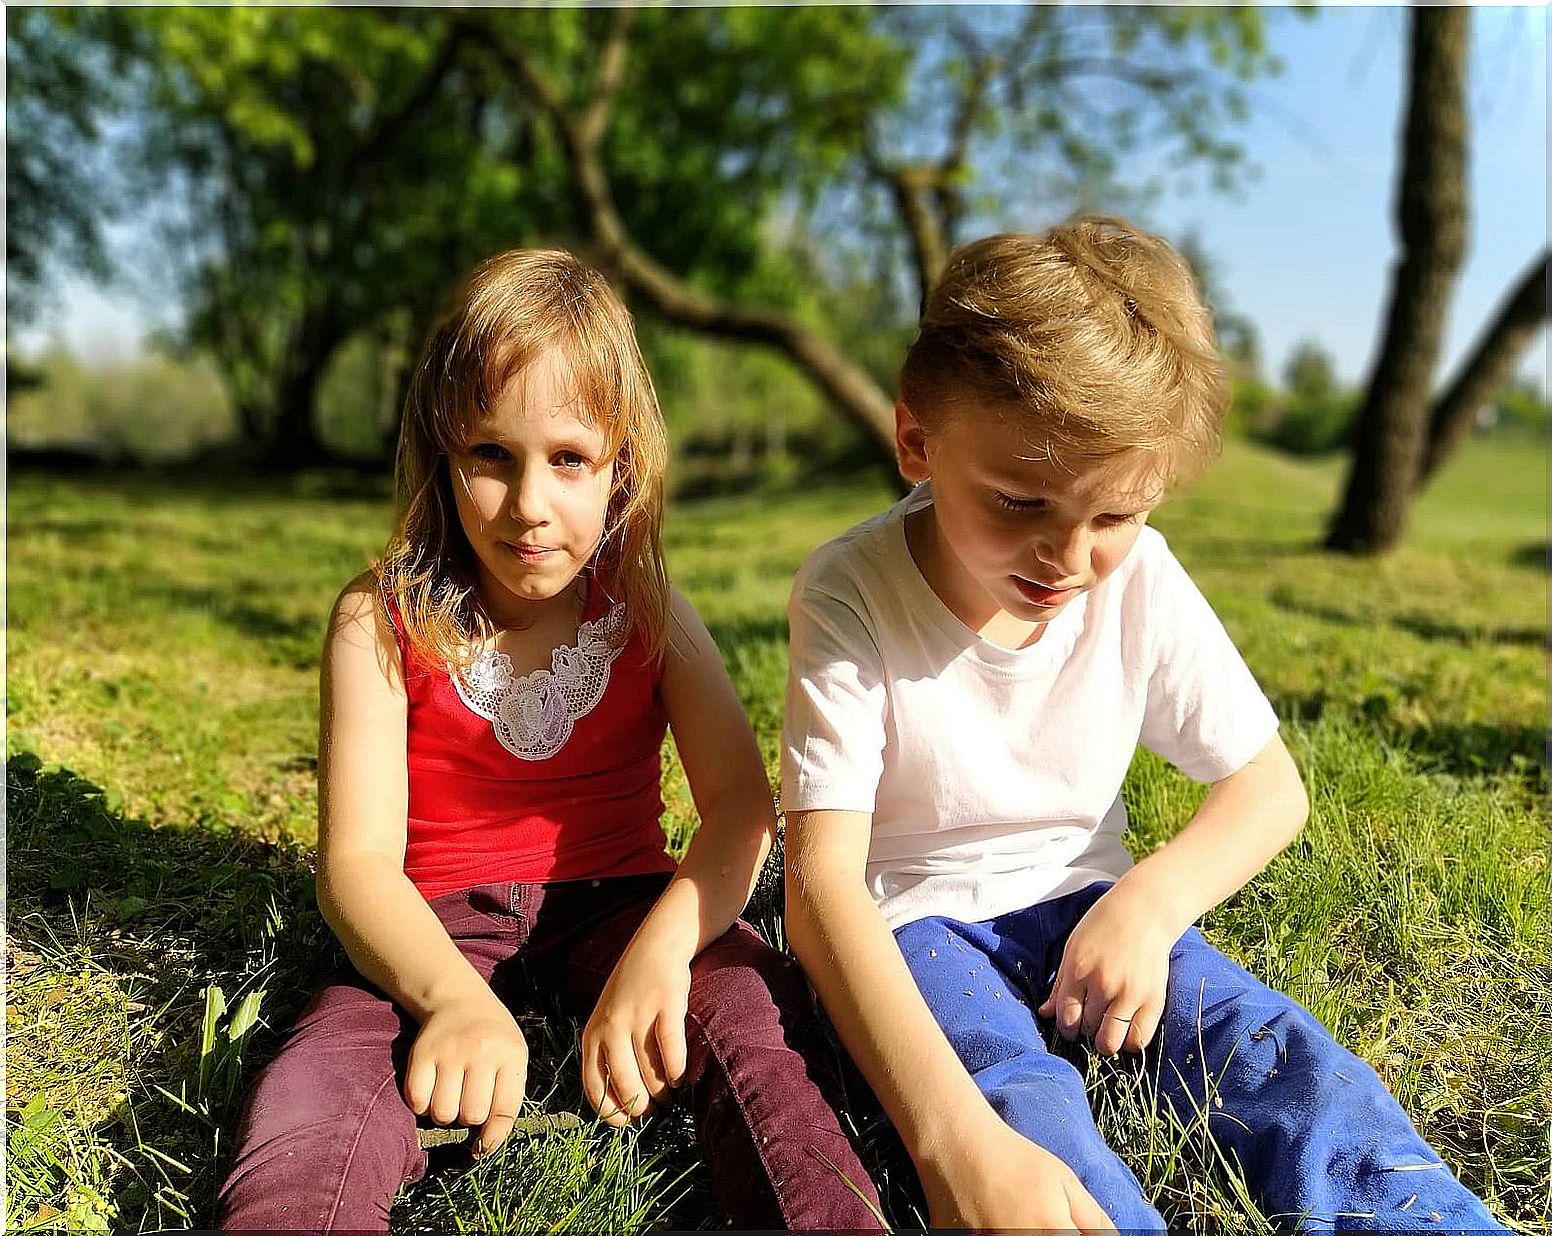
452, 602, 628, 761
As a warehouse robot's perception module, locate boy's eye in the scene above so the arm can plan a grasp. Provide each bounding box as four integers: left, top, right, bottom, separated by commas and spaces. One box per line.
469, 443, 509, 463
554, 451, 589, 470
994, 491, 1046, 512
1097, 512, 1141, 527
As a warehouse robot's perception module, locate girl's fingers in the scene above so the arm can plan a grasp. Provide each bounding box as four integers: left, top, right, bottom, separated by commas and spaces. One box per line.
476, 1065, 527, 1157
655, 1008, 689, 1089
403, 1054, 436, 1116
428, 1064, 464, 1126
635, 1028, 671, 1103
599, 1037, 650, 1128
579, 1035, 609, 1120
459, 1063, 496, 1127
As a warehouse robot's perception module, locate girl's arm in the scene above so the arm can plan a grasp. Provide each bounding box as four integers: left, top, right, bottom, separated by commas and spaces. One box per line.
785, 808, 1112, 1232
580, 589, 776, 1126
317, 574, 529, 1153
1041, 732, 1309, 1054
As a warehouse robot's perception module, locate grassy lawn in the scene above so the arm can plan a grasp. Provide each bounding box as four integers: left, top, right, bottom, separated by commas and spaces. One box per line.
6, 438, 1547, 1232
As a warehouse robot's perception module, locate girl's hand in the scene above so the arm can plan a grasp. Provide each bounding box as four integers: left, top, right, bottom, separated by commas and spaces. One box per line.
922, 1114, 1115, 1233
404, 991, 529, 1156
581, 938, 692, 1128
1038, 881, 1178, 1056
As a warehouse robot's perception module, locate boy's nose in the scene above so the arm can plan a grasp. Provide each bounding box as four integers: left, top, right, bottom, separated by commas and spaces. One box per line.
1033, 523, 1090, 576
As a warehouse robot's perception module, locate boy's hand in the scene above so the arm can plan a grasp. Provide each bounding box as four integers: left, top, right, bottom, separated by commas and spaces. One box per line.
581, 937, 692, 1128
923, 1115, 1115, 1233
404, 990, 530, 1156
1039, 881, 1178, 1056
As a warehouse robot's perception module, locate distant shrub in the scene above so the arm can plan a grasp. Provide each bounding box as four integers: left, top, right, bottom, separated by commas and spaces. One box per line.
6, 346, 236, 463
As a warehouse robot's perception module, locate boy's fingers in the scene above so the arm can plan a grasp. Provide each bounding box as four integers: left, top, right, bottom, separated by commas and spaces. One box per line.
1126, 999, 1165, 1054
459, 1063, 496, 1127
1093, 1005, 1135, 1057
1069, 1179, 1117, 1235
579, 1036, 609, 1120
1054, 985, 1087, 1039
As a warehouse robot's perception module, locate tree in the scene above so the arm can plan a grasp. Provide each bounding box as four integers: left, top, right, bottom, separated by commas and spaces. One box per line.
5, 8, 130, 328
1326, 8, 1469, 554
1415, 249, 1549, 486
86, 8, 1272, 469
477, 7, 1274, 477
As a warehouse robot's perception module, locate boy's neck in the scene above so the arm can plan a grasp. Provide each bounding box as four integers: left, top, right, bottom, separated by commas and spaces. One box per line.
904, 503, 1047, 651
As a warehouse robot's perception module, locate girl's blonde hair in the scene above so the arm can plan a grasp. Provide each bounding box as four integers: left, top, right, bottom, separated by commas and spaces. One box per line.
900, 216, 1227, 484
377, 249, 670, 670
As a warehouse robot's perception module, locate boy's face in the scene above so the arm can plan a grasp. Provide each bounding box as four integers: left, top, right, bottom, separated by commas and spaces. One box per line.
897, 400, 1164, 627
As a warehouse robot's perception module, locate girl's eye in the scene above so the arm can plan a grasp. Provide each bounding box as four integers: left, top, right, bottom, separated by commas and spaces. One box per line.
1097, 512, 1141, 528
554, 451, 588, 470
469, 443, 508, 463
994, 492, 1046, 513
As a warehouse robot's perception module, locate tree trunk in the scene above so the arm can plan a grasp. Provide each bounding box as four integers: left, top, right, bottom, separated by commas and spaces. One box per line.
1416, 249, 1549, 488
1326, 8, 1469, 555
267, 303, 344, 468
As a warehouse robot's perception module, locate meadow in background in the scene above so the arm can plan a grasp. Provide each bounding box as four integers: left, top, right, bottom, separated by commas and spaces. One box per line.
6, 428, 1546, 1231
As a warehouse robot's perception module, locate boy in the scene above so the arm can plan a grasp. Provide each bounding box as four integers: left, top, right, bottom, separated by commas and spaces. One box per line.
781, 219, 1505, 1231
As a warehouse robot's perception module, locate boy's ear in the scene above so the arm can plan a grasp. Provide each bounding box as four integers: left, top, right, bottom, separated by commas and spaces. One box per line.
895, 400, 930, 484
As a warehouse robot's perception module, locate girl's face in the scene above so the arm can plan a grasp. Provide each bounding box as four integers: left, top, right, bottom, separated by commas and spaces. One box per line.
449, 347, 615, 623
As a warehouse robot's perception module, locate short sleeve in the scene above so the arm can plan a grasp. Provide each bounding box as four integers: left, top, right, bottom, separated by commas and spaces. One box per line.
1138, 546, 1279, 783
781, 580, 888, 815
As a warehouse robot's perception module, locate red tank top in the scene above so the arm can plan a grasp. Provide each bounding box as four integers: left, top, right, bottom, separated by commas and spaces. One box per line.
382, 578, 677, 898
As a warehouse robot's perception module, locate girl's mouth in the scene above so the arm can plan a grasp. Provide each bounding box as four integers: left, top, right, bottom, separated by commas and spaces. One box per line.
505, 542, 555, 563
1012, 575, 1079, 607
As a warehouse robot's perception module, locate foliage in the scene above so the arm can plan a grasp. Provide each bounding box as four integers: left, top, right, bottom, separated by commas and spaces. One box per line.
6, 438, 1546, 1230
1489, 375, 1550, 438
1248, 339, 1360, 456
4, 8, 131, 327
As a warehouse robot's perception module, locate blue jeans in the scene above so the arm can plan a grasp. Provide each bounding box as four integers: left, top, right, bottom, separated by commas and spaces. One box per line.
895, 881, 1505, 1232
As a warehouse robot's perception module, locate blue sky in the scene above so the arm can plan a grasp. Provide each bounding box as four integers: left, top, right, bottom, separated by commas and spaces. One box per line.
1145, 5, 1547, 389
23, 6, 1550, 392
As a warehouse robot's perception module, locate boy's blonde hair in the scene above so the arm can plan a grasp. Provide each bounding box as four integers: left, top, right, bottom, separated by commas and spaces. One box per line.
900, 216, 1227, 484
378, 249, 670, 670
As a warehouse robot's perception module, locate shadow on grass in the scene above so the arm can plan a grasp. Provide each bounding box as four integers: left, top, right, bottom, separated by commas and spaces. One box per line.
1271, 692, 1546, 792
1269, 589, 1546, 650
6, 750, 332, 1226
1508, 541, 1548, 571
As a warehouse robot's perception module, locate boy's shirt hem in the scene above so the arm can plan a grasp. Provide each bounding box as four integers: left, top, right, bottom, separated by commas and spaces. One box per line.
781, 483, 1280, 931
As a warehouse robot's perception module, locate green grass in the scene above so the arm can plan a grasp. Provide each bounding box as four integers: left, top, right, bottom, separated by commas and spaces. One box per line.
6, 438, 1548, 1231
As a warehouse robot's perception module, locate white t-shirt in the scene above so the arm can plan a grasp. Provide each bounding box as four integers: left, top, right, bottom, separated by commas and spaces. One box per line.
781, 483, 1280, 930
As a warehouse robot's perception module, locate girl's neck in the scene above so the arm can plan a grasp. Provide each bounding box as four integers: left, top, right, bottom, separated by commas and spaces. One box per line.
478, 572, 588, 636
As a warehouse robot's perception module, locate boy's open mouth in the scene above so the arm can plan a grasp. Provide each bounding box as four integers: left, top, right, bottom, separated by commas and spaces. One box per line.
1012, 575, 1079, 606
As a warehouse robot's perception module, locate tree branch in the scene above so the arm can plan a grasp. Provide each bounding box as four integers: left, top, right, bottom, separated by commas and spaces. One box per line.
1417, 249, 1548, 487
483, 18, 900, 472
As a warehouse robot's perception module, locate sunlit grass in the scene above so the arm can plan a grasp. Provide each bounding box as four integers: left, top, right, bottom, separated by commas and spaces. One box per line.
6, 436, 1547, 1231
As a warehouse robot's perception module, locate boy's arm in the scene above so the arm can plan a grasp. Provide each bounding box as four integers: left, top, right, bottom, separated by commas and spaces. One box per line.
786, 808, 1112, 1233
1042, 732, 1309, 1055
581, 589, 776, 1126
317, 576, 529, 1152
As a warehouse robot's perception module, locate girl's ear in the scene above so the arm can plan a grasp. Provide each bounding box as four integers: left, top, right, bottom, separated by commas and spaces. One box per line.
895, 400, 930, 484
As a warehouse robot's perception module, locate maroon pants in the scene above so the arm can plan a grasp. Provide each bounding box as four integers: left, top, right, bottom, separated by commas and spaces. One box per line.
217, 874, 882, 1231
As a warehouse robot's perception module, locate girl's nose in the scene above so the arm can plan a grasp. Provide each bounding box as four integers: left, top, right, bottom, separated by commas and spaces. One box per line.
508, 467, 549, 526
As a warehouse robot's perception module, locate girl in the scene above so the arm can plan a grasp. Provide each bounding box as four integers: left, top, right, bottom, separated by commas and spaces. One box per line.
217, 250, 882, 1231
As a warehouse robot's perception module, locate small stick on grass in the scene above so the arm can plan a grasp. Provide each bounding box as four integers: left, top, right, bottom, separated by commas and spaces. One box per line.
416, 1112, 583, 1150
